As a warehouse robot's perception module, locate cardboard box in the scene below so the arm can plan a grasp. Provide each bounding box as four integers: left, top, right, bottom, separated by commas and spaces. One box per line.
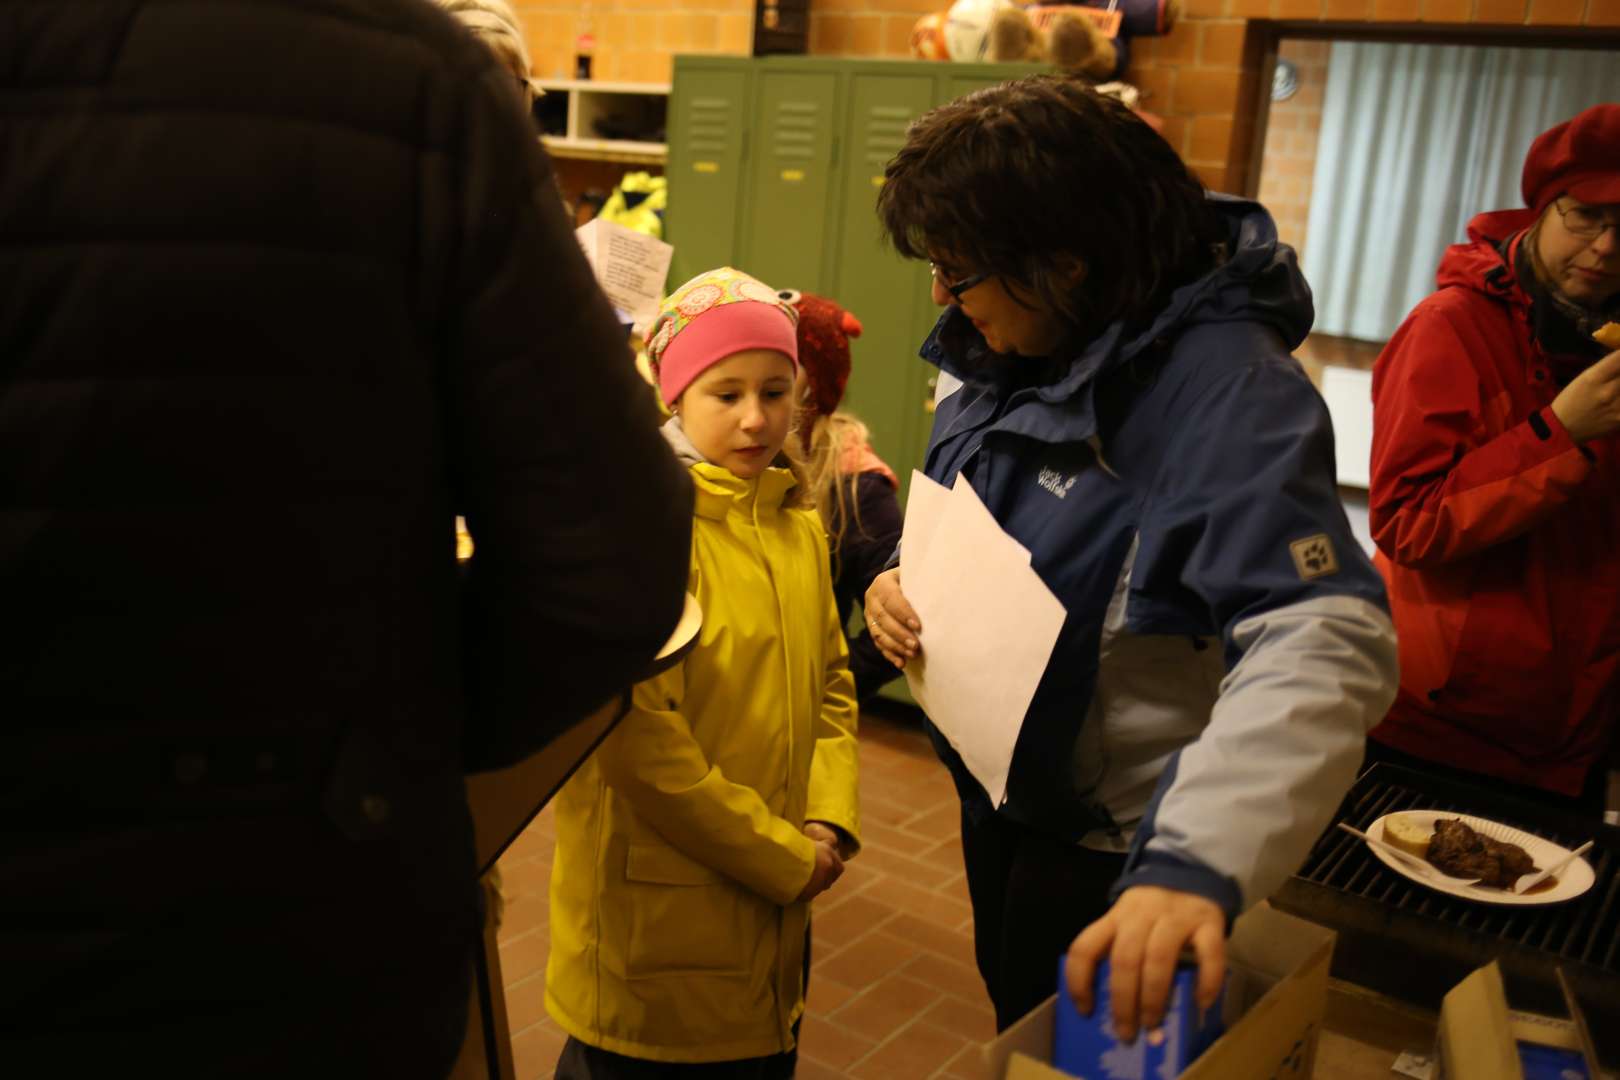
985, 903, 1336, 1080
1434, 962, 1600, 1080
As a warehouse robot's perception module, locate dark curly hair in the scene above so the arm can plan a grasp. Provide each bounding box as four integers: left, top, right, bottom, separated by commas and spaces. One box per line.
877, 76, 1225, 340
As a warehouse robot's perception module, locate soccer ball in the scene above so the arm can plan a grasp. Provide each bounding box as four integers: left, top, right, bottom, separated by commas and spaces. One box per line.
909, 11, 950, 61
943, 0, 1016, 61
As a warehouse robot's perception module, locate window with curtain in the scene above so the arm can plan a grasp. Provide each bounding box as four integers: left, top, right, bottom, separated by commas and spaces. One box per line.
1301, 43, 1620, 343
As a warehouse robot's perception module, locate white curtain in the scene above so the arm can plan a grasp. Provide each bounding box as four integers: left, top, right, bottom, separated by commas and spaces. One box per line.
1302, 42, 1620, 342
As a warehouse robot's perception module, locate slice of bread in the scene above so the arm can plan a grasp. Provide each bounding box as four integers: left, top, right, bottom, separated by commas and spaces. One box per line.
1596, 322, 1620, 350
1382, 815, 1433, 859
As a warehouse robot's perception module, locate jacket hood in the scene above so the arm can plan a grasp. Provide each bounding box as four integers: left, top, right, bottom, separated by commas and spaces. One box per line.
923, 195, 1313, 398
660, 415, 707, 468
1436, 209, 1537, 303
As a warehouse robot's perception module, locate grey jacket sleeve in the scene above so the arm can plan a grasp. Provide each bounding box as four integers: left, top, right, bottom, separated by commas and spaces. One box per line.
1133, 596, 1396, 911
443, 63, 692, 771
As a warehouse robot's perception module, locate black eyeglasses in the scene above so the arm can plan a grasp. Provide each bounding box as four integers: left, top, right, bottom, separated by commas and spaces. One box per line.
930, 262, 989, 301
1554, 200, 1620, 241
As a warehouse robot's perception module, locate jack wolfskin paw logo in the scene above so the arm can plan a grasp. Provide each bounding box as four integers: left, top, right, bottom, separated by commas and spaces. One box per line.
1289, 534, 1339, 580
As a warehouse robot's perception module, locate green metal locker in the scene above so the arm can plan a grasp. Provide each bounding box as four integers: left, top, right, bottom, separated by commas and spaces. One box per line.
829, 69, 937, 510
739, 68, 841, 297
664, 63, 750, 288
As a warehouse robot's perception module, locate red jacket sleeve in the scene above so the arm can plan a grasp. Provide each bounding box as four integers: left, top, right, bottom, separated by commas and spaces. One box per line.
1369, 299, 1595, 568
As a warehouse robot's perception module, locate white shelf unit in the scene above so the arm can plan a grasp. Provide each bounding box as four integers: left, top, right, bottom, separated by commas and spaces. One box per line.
534, 79, 669, 165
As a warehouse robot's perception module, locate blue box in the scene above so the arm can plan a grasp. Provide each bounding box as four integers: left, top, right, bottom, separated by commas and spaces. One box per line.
1516, 1041, 1589, 1080
1052, 957, 1226, 1080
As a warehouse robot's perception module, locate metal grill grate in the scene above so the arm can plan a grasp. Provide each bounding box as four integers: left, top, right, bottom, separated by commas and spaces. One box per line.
1274, 763, 1620, 1064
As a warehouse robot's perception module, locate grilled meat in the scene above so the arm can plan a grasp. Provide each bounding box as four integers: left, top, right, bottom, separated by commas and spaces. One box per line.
1426, 818, 1537, 888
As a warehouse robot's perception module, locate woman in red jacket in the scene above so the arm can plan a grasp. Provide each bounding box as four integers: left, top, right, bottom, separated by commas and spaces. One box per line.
1369, 104, 1620, 815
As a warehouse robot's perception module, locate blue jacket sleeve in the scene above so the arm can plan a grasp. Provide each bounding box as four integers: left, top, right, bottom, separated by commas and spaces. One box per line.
1114, 348, 1397, 917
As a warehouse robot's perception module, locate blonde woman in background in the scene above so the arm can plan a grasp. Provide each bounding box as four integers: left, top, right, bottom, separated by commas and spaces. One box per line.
780, 290, 904, 703
435, 0, 538, 100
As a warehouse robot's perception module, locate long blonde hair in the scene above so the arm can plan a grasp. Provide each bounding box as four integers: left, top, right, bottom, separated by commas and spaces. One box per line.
788, 409, 874, 573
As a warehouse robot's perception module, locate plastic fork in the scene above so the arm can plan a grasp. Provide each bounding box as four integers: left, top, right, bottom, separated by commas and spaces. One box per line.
1513, 840, 1593, 895
1335, 822, 1483, 886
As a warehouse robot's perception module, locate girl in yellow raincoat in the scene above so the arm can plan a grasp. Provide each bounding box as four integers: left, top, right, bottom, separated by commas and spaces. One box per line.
547, 267, 862, 1077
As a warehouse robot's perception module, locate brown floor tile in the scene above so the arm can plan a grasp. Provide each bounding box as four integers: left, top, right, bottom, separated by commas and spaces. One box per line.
500, 926, 552, 985
900, 801, 967, 842
883, 912, 978, 969
824, 856, 882, 902
814, 930, 918, 990
498, 855, 554, 900
806, 971, 859, 1015
793, 1059, 848, 1080
853, 817, 939, 854
905, 950, 990, 1003
858, 790, 927, 829
496, 891, 549, 944
830, 972, 942, 1044
854, 842, 956, 889
922, 994, 996, 1044
796, 1010, 881, 1073
937, 871, 972, 905
811, 893, 897, 950
859, 873, 974, 931
921, 835, 966, 872
510, 1018, 565, 1080
937, 1041, 990, 1080
849, 1017, 969, 1079
503, 971, 551, 1037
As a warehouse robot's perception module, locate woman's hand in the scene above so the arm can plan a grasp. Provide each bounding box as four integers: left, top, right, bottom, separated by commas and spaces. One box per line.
863, 568, 922, 669
1063, 886, 1226, 1044
1550, 348, 1620, 443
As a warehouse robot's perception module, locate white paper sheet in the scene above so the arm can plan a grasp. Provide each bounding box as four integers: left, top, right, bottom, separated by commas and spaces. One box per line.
901, 473, 1064, 806
575, 218, 674, 336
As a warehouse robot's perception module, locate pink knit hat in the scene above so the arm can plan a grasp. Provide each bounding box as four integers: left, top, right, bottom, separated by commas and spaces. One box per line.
644, 267, 799, 406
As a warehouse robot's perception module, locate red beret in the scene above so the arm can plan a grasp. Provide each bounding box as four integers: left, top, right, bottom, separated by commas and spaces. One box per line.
1522, 104, 1620, 216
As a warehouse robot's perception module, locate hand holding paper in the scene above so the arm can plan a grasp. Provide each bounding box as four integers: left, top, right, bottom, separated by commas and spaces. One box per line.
899, 471, 1065, 807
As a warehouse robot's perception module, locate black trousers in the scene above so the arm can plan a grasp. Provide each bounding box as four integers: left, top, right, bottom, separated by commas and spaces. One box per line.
958, 805, 1128, 1032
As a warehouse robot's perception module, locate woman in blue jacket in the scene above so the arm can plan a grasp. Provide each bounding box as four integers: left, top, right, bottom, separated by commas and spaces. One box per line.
864, 76, 1398, 1039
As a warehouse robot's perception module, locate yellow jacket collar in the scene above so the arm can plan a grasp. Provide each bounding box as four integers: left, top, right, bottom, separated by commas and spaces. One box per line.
691, 463, 797, 521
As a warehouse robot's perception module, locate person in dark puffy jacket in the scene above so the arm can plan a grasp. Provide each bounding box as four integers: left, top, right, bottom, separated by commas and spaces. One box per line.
1367, 104, 1620, 815
0, 1, 691, 1074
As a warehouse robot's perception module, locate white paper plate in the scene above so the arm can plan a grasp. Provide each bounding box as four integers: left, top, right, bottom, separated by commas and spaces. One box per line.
1364, 810, 1595, 906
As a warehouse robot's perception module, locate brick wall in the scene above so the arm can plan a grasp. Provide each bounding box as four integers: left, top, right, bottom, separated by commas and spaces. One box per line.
1255, 38, 1328, 259
517, 1, 1617, 194
514, 1, 756, 84
799, 0, 1620, 195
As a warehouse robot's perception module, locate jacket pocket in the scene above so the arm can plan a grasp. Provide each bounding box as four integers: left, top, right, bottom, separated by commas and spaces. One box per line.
622, 844, 755, 979
1440, 573, 1570, 755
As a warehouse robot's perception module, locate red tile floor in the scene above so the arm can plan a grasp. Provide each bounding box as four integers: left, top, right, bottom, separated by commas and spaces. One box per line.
492, 701, 997, 1079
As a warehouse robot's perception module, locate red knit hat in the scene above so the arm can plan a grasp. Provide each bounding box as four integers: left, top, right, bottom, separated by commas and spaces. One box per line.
1522, 104, 1620, 216
783, 290, 863, 428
